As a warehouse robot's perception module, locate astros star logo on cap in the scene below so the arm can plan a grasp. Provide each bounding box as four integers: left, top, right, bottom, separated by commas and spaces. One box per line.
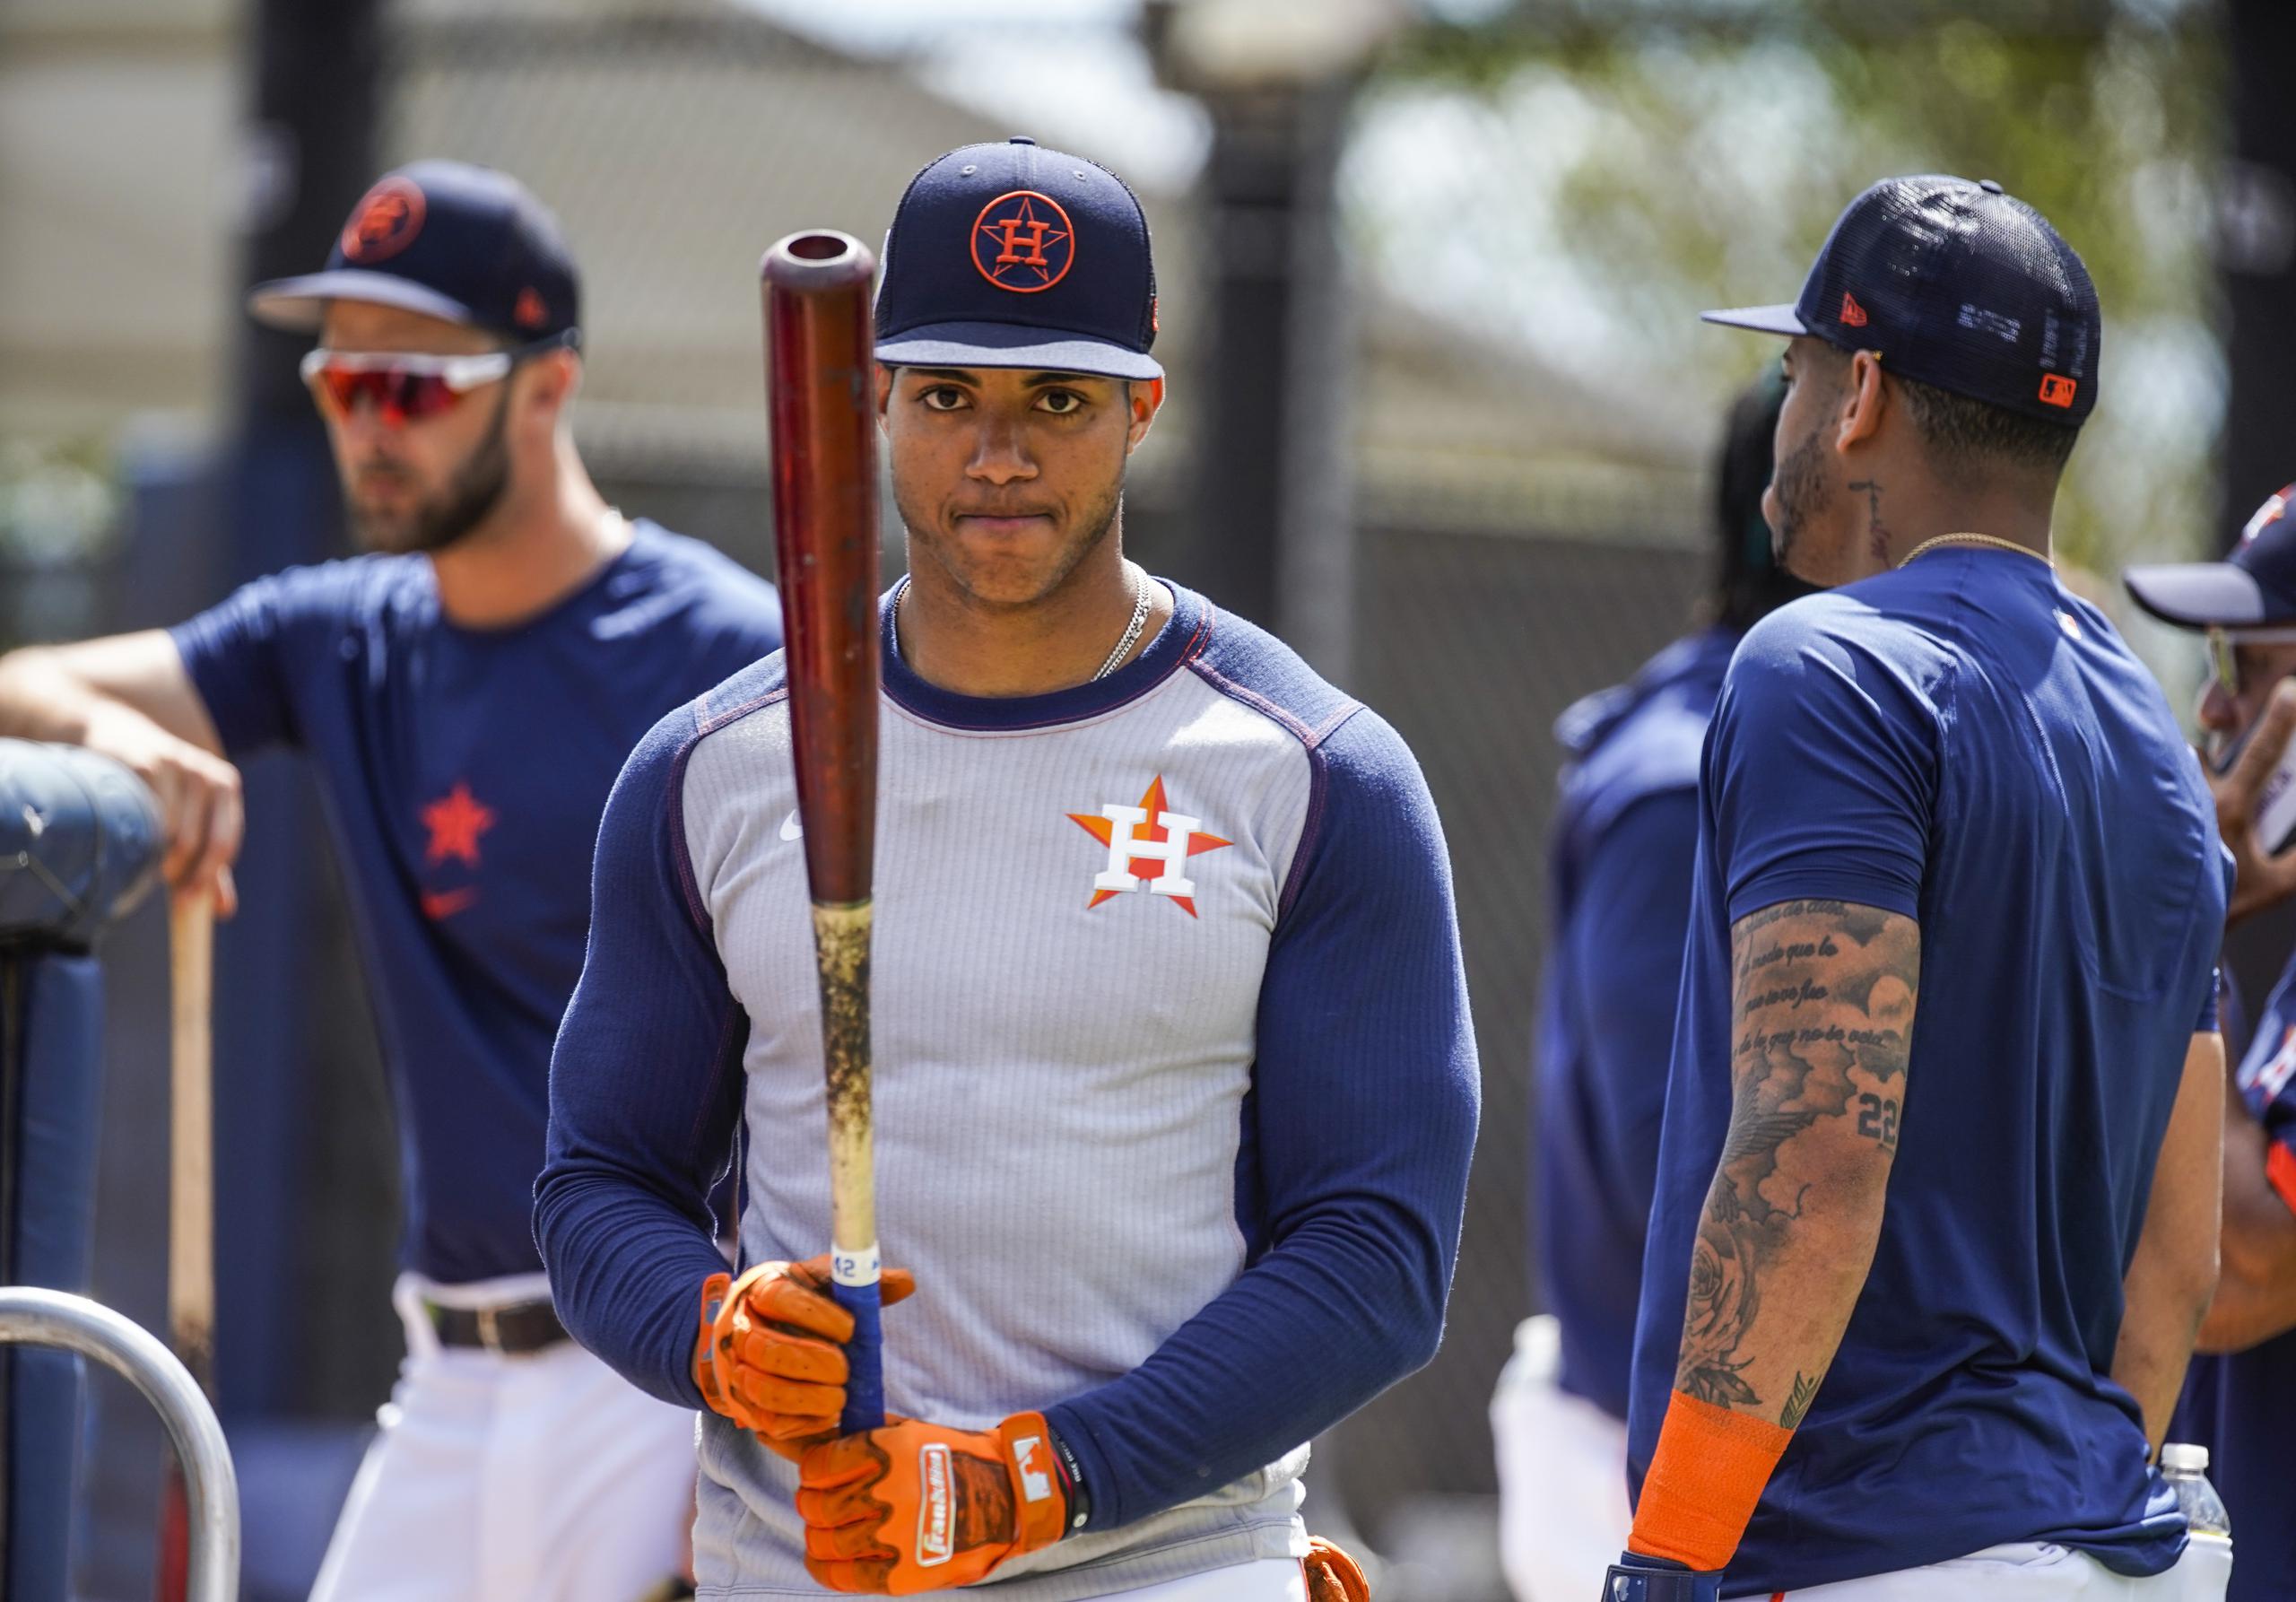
972, 191, 1074, 293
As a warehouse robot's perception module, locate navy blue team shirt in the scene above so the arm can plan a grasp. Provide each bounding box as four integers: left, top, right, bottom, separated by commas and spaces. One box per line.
1629, 548, 2226, 1594
1538, 627, 1735, 1422
2172, 946, 2296, 1602
170, 520, 781, 1284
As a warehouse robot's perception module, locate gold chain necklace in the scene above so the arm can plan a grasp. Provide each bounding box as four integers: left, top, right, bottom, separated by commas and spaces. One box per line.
1898, 532, 2053, 569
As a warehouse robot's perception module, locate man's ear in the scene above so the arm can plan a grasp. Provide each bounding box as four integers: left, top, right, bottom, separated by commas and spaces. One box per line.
525, 350, 580, 430
875, 363, 894, 430
1126, 376, 1165, 454
1836, 351, 1886, 452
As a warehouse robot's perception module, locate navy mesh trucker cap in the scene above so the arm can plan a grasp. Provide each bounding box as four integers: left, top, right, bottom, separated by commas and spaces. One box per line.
248, 161, 579, 343
2126, 486, 2296, 630
874, 138, 1161, 381
1703, 176, 2100, 427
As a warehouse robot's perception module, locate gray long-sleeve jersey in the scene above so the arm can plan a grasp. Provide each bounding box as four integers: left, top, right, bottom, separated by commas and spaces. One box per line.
539, 583, 1480, 1598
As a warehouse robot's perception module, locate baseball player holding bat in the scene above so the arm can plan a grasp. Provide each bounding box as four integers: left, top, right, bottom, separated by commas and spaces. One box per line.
1606, 178, 2231, 1600
0, 161, 783, 1597
539, 138, 1479, 1598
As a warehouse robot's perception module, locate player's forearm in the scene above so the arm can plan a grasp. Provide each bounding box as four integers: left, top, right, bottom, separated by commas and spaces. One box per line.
1047, 1201, 1455, 1532
1634, 901, 1917, 1572
2115, 1242, 2214, 1447
2113, 1032, 2223, 1443
535, 1163, 726, 1408
1671, 901, 1916, 1419
0, 647, 114, 744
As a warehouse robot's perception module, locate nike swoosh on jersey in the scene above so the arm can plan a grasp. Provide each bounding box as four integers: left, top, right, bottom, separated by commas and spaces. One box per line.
779, 809, 804, 842
422, 887, 479, 920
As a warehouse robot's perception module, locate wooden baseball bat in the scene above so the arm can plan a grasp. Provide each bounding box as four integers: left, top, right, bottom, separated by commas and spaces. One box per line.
761, 229, 884, 1434
158, 884, 215, 1602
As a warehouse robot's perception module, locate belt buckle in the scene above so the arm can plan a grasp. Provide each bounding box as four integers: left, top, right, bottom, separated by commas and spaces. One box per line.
475, 1303, 502, 1352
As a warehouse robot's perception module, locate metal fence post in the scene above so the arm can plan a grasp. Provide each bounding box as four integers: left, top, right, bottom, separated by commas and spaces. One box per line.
0, 1288, 238, 1602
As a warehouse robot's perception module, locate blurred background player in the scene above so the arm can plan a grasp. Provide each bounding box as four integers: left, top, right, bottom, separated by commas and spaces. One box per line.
1492, 370, 1807, 1602
537, 138, 1480, 1598
2125, 499, 2296, 1602
1609, 177, 2230, 1600
0, 161, 782, 1598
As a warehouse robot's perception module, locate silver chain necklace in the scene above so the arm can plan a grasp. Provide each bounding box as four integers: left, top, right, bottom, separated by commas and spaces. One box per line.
1092, 568, 1153, 681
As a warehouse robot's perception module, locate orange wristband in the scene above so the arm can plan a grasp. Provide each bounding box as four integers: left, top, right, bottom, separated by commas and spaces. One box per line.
1628, 1389, 1795, 1572
2267, 1143, 2296, 1217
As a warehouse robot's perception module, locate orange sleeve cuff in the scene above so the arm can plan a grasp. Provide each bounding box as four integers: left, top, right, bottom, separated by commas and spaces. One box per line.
1628, 1389, 1796, 1572
2267, 1142, 2296, 1217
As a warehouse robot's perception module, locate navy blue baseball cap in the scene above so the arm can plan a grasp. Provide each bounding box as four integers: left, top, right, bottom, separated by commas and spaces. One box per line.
248, 161, 580, 344
1704, 175, 2100, 427
874, 138, 1161, 380
2125, 485, 2296, 630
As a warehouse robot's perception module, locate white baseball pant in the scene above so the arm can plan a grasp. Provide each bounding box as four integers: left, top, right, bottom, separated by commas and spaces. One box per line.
308, 1271, 700, 1601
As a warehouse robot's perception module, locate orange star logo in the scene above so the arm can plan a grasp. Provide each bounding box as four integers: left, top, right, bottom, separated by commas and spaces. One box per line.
421, 781, 496, 867
1066, 775, 1231, 919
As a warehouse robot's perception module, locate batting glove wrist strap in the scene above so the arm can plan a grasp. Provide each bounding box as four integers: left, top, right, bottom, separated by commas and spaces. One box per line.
1601, 1554, 1721, 1602
797, 1411, 1068, 1593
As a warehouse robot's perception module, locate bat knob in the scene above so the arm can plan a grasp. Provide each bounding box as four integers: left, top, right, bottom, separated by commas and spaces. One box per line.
762, 231, 876, 290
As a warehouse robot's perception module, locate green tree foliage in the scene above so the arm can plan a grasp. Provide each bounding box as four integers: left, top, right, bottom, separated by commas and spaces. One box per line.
1357, 1, 2224, 572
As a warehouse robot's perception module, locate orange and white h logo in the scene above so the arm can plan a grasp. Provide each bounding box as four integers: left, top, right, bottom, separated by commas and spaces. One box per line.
1066, 776, 1232, 919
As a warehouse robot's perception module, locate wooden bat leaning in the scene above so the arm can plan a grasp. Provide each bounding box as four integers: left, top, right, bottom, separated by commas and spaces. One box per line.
761, 229, 886, 1435
159, 885, 215, 1602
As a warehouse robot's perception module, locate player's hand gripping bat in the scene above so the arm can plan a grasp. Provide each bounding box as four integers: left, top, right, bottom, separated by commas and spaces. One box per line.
761, 230, 885, 1434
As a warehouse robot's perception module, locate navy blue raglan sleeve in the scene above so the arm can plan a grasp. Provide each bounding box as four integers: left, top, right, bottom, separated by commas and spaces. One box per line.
535, 701, 747, 1409
167, 566, 350, 756
1710, 610, 1939, 923
1045, 709, 1481, 1529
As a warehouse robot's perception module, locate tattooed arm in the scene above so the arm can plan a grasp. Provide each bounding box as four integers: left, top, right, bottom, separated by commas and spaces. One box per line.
1674, 898, 1919, 1425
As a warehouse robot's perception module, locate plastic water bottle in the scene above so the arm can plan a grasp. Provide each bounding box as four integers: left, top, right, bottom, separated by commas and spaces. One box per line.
2161, 1442, 2231, 1538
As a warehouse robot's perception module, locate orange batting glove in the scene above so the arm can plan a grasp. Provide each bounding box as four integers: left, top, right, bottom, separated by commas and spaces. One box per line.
693, 1255, 916, 1462
796, 1412, 1074, 1593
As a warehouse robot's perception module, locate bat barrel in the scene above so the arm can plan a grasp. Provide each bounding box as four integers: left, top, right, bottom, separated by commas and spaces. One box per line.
761, 230, 881, 910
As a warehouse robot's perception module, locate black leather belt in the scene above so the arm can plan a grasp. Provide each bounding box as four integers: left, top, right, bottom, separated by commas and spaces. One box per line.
423, 1296, 568, 1354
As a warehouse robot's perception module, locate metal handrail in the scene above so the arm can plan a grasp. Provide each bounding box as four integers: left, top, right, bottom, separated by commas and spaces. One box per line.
0, 1286, 238, 1602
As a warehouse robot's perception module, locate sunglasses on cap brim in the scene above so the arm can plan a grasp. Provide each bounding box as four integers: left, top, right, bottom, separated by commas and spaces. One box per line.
2206, 624, 2296, 698
300, 331, 578, 426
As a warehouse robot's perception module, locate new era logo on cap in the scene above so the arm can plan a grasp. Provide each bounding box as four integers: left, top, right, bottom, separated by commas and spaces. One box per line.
1704, 175, 2101, 427
876, 137, 1162, 381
